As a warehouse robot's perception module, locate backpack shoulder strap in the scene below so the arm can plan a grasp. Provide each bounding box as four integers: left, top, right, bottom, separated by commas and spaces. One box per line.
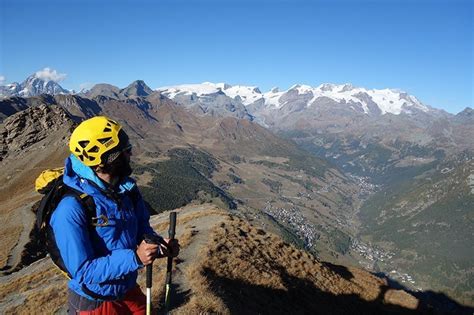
129, 187, 141, 206
67, 191, 102, 227
78, 193, 96, 222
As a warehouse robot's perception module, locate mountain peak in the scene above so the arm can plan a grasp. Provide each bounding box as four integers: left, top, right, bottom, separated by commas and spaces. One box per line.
455, 107, 474, 121
318, 83, 337, 92
289, 84, 313, 94
121, 80, 153, 97
340, 83, 354, 92
459, 107, 473, 115
82, 83, 120, 99
215, 83, 232, 90
0, 71, 70, 98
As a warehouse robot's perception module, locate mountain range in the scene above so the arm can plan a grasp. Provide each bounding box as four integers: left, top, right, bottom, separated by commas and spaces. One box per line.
157, 81, 438, 116
3, 77, 470, 151
1, 75, 462, 116
0, 72, 472, 309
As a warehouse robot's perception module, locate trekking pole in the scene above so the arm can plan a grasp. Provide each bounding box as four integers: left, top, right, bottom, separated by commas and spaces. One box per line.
164, 211, 177, 313
144, 234, 166, 315
146, 260, 153, 315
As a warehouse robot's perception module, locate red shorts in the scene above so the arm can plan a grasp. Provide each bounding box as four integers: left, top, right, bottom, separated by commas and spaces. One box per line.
68, 286, 147, 315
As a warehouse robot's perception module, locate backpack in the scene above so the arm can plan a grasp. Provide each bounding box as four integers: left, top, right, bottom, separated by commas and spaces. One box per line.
35, 168, 97, 279
35, 168, 141, 279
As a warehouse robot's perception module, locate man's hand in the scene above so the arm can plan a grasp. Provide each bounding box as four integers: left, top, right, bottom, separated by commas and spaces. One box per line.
136, 240, 159, 265
159, 238, 180, 258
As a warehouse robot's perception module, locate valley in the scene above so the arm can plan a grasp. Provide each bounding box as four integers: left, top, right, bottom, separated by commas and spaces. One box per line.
288, 133, 474, 305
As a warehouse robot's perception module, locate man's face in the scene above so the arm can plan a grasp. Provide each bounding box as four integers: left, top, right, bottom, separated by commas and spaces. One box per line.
104, 145, 133, 179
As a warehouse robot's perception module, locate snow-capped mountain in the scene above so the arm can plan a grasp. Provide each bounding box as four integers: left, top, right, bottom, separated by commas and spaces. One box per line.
157, 82, 255, 121
273, 83, 430, 115
158, 82, 432, 116
158, 82, 261, 106
0, 74, 70, 98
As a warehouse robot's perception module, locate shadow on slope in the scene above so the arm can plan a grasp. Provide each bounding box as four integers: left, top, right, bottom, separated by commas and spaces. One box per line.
374, 272, 473, 314
205, 267, 417, 315
205, 262, 474, 315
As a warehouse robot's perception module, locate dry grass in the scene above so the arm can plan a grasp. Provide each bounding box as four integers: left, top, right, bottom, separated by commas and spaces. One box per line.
174, 214, 420, 314
179, 226, 200, 249
134, 170, 155, 187
173, 248, 229, 314
0, 261, 67, 314
0, 267, 63, 298
5, 284, 66, 315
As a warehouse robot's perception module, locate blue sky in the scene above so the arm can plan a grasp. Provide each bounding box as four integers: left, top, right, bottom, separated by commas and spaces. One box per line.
0, 0, 472, 113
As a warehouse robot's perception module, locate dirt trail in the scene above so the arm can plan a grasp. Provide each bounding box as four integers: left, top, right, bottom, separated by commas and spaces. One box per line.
1, 201, 36, 273
147, 204, 229, 311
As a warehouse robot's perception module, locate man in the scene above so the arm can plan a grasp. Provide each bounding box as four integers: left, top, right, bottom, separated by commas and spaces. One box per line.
50, 116, 179, 314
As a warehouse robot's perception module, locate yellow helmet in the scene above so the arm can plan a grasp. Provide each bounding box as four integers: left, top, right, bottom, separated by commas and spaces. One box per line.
69, 116, 127, 166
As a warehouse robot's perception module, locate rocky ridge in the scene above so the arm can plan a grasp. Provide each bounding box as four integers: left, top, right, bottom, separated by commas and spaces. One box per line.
0, 105, 74, 162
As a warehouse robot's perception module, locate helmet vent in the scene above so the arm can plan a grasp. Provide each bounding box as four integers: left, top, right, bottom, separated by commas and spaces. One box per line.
78, 140, 90, 148
97, 137, 112, 144
103, 127, 112, 132
107, 120, 118, 125
88, 145, 99, 153
75, 147, 81, 153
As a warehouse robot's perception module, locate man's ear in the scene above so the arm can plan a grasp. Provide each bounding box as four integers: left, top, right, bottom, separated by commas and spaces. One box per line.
93, 164, 105, 174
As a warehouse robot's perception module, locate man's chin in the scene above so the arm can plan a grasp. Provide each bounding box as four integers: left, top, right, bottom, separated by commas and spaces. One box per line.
116, 165, 133, 179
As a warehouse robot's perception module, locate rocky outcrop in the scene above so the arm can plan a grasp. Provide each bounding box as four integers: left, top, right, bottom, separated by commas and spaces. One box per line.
0, 105, 74, 161
53, 94, 102, 119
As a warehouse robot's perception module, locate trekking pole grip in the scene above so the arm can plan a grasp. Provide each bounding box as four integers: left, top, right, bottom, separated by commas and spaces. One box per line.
169, 212, 176, 240
146, 264, 152, 288
166, 212, 177, 282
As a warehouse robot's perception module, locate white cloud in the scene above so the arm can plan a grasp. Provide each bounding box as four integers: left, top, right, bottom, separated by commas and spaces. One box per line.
79, 82, 94, 91
34, 67, 67, 82
0, 75, 5, 85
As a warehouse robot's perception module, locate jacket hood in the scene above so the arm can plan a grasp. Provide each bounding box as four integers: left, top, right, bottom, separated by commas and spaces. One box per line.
64, 154, 137, 195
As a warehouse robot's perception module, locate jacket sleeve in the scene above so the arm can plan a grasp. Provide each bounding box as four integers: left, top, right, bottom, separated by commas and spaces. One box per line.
50, 196, 142, 284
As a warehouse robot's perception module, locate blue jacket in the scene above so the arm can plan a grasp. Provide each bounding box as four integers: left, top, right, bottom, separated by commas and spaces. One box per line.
50, 154, 155, 300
